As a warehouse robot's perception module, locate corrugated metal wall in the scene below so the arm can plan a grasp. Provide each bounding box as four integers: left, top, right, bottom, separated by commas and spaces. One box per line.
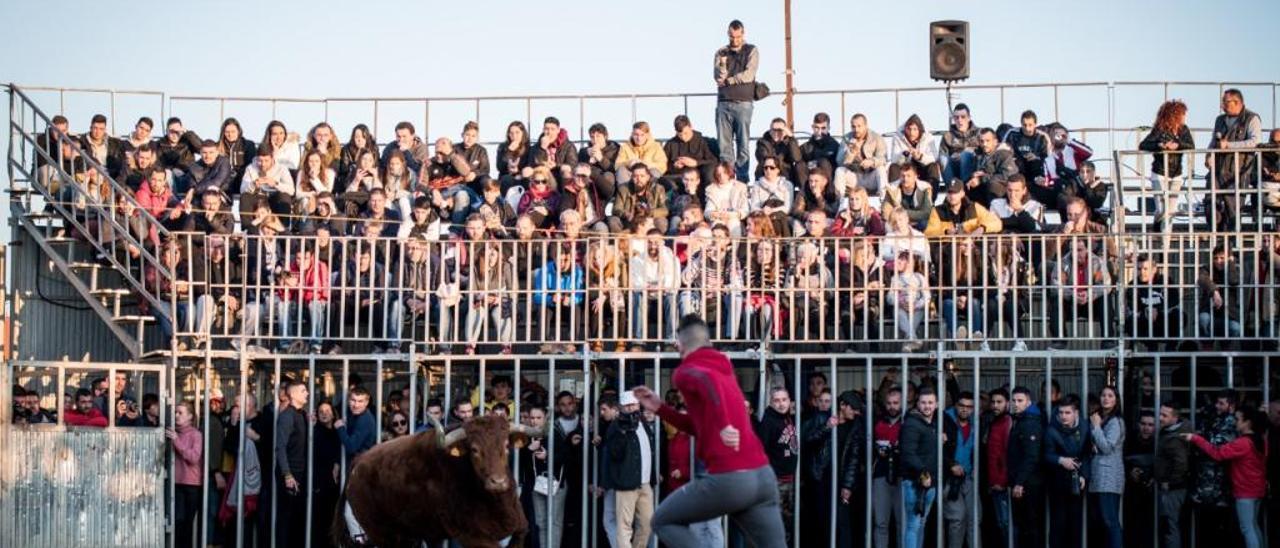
9, 231, 135, 362
0, 426, 166, 547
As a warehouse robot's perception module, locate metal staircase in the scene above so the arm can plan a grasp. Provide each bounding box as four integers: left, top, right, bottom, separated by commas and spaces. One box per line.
6, 83, 174, 358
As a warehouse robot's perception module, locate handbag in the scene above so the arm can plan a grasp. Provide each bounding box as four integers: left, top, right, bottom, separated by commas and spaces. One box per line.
534, 470, 561, 496
753, 82, 771, 101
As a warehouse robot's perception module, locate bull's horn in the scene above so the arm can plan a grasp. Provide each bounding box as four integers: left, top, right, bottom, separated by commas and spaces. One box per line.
443, 428, 467, 448
508, 424, 540, 438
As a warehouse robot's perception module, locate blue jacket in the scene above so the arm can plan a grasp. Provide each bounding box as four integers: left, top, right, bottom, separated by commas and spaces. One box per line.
1044, 417, 1092, 494
336, 410, 376, 460
944, 408, 975, 475
532, 260, 584, 306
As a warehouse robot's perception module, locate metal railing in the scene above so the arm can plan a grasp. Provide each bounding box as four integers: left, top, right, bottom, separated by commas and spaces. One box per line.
1113, 147, 1280, 234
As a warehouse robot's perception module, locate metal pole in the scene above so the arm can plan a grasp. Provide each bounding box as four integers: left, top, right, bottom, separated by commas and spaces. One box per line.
783, 0, 795, 129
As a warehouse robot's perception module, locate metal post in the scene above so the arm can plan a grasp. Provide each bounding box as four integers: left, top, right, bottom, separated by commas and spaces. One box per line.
783, 0, 795, 129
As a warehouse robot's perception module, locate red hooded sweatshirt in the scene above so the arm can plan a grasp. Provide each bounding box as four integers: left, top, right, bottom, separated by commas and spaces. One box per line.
1190, 433, 1269, 499
656, 347, 768, 474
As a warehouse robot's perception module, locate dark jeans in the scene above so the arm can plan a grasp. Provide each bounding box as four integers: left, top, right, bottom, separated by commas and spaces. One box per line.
1012, 486, 1043, 548
275, 476, 307, 548
1091, 492, 1123, 548
1048, 490, 1083, 548
175, 484, 202, 548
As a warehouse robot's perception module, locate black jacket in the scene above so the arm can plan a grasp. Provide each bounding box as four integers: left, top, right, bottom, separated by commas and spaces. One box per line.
604, 412, 655, 491
898, 409, 940, 482
528, 130, 578, 171
185, 204, 236, 236
663, 131, 718, 172
275, 405, 310, 478
973, 148, 1018, 205
220, 137, 257, 190
755, 133, 805, 179
77, 134, 127, 179
836, 418, 866, 490
156, 131, 203, 172
756, 407, 798, 479
1003, 130, 1051, 180
457, 142, 491, 179
1138, 125, 1195, 178
801, 134, 841, 168
1154, 421, 1192, 488
579, 141, 620, 176
189, 155, 234, 194
1043, 419, 1092, 494
1007, 405, 1045, 487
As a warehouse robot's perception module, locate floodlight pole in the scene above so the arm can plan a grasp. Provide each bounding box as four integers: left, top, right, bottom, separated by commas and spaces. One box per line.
784, 0, 795, 128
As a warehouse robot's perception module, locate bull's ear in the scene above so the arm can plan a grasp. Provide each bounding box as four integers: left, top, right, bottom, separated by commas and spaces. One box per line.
510, 435, 528, 450
449, 446, 466, 458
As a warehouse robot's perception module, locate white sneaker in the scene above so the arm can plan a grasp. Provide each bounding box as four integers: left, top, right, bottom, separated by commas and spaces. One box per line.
955, 325, 969, 341
979, 341, 992, 352
1012, 340, 1028, 352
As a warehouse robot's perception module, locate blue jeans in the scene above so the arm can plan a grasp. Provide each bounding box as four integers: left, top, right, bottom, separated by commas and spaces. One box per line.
716, 101, 754, 181
943, 297, 985, 337
1091, 492, 1122, 548
992, 489, 1011, 545
157, 301, 190, 341
439, 185, 476, 226
631, 291, 678, 342
1235, 498, 1262, 548
900, 480, 936, 548
276, 299, 327, 347
1198, 312, 1242, 338
942, 151, 977, 184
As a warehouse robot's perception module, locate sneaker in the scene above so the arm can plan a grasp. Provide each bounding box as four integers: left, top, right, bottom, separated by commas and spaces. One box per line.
902, 341, 922, 352
1012, 340, 1028, 352
309, 344, 322, 354
979, 341, 992, 352
500, 345, 513, 355
465, 345, 477, 355
955, 325, 969, 341
538, 344, 557, 354
1048, 341, 1067, 351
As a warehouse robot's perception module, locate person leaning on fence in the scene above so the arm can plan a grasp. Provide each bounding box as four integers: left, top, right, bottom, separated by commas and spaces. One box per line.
1206, 88, 1263, 232
168, 401, 204, 548
1047, 237, 1115, 350
1184, 405, 1270, 548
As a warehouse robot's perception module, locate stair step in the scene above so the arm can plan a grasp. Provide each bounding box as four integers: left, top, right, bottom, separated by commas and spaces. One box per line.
22, 211, 57, 220
6, 187, 37, 195
112, 315, 155, 323
67, 261, 102, 270
90, 288, 132, 297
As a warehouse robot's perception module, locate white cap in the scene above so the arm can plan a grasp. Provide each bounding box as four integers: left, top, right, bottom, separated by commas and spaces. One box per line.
620, 390, 638, 407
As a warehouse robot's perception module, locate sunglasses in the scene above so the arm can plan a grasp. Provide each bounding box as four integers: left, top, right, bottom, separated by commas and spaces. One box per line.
392, 420, 407, 427
533, 178, 548, 184
763, 165, 779, 170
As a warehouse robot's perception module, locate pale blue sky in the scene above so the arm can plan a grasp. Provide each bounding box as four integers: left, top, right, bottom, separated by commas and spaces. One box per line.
2, 0, 1277, 189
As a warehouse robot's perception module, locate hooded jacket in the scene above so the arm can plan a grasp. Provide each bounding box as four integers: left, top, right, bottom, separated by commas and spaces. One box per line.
655, 347, 769, 474
1008, 403, 1044, 488
887, 115, 938, 167
664, 131, 718, 172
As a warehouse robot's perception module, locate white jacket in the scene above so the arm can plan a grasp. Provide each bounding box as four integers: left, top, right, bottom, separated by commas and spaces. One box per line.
630, 248, 681, 292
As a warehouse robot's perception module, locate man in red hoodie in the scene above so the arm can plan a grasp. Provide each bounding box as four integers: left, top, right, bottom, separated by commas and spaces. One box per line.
633, 315, 785, 548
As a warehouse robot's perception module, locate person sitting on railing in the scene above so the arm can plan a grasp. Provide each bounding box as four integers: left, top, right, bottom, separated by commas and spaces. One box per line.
704, 160, 751, 237
216, 118, 256, 196
801, 112, 840, 182
77, 114, 127, 180
609, 162, 670, 234
1196, 244, 1244, 350
836, 114, 890, 200
616, 121, 669, 186
785, 241, 834, 352
790, 170, 841, 236
880, 163, 933, 232
755, 118, 807, 187
680, 224, 743, 341
533, 243, 586, 354
1003, 110, 1053, 195
833, 185, 886, 238
433, 215, 487, 352
529, 116, 578, 186
34, 114, 70, 172
563, 164, 608, 234
121, 116, 155, 167
989, 174, 1046, 235
185, 187, 234, 237
1205, 89, 1263, 232
148, 239, 207, 351
1126, 253, 1183, 351
940, 104, 981, 184
186, 139, 233, 196
466, 242, 516, 355
517, 166, 561, 230
339, 148, 381, 216
425, 136, 478, 227
136, 167, 192, 234
748, 157, 795, 238
967, 127, 1017, 207
924, 180, 1003, 237
401, 235, 436, 347
274, 247, 330, 354
889, 250, 930, 353
37, 133, 88, 203
239, 143, 296, 219
357, 187, 402, 238
629, 229, 682, 351
1047, 237, 1115, 351
887, 114, 942, 186
987, 239, 1033, 352
294, 149, 336, 217
155, 116, 203, 176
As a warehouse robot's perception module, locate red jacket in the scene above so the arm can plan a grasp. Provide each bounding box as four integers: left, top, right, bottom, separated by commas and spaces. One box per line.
277, 259, 330, 304
1191, 434, 1269, 499
986, 412, 1012, 488
65, 407, 108, 427
656, 347, 769, 474
665, 429, 693, 494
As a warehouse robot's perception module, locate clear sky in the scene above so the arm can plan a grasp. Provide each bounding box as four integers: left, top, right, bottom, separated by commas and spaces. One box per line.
1, 0, 1277, 230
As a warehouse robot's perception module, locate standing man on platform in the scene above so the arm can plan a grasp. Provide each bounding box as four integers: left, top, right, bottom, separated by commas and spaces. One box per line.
715, 19, 760, 182
633, 315, 785, 548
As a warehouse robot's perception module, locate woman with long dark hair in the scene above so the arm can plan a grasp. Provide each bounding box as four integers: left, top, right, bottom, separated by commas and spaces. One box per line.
496, 121, 532, 193
217, 117, 256, 192
1184, 406, 1269, 548
1138, 100, 1195, 231
339, 124, 378, 186
1088, 386, 1126, 548
261, 120, 300, 172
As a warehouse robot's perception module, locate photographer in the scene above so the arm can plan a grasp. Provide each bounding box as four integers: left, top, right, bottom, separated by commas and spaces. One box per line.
1044, 394, 1093, 548
898, 386, 940, 548
605, 390, 657, 548
871, 386, 904, 548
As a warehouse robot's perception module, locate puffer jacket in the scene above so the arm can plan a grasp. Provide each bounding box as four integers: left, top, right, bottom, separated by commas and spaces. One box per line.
898, 409, 940, 482
887, 115, 938, 167
617, 138, 669, 175
1088, 414, 1126, 494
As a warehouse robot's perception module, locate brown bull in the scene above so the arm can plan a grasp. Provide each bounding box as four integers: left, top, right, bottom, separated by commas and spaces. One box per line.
332, 415, 537, 547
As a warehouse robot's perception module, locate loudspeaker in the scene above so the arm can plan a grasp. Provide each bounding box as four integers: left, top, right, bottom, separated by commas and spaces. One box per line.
930, 20, 969, 82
